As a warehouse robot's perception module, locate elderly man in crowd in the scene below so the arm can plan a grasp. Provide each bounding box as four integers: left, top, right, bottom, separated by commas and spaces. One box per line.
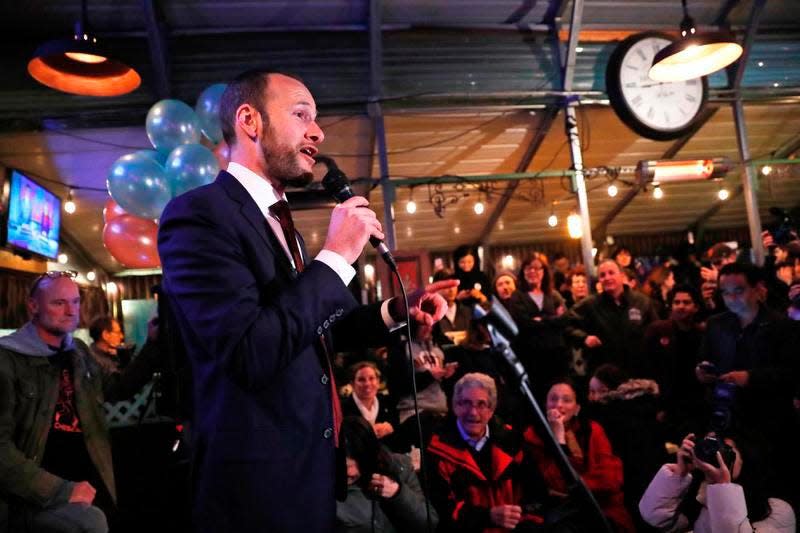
427, 373, 550, 532
0, 272, 159, 532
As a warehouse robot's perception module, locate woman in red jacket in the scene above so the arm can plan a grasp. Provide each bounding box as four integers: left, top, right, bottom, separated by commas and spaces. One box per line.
524, 380, 635, 532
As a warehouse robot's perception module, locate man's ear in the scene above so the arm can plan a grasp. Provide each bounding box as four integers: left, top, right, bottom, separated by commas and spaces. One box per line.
235, 103, 261, 143
26, 297, 38, 320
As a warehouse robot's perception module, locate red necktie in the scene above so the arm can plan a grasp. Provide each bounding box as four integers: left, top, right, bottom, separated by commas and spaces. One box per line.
269, 200, 343, 445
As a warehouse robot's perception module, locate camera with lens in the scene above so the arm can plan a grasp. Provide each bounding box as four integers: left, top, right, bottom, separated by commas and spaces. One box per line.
694, 433, 736, 471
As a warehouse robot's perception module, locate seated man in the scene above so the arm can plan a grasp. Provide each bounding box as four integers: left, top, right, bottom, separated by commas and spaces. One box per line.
88, 315, 159, 374
427, 372, 549, 532
0, 272, 159, 532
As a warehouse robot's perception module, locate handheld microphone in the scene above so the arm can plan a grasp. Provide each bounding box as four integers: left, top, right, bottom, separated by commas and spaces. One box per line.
321, 161, 397, 271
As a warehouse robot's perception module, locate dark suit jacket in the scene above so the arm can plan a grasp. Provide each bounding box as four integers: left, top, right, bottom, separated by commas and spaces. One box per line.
157, 171, 392, 533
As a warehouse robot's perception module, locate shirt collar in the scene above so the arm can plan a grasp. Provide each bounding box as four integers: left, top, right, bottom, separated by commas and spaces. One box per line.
227, 162, 286, 219
456, 418, 490, 452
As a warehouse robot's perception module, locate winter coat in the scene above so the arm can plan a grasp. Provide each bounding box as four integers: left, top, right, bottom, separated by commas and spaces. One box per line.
524, 420, 635, 533
335, 453, 436, 533
639, 464, 796, 532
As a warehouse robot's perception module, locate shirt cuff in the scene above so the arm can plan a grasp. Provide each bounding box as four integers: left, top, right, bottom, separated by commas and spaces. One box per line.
315, 250, 356, 286
381, 300, 406, 331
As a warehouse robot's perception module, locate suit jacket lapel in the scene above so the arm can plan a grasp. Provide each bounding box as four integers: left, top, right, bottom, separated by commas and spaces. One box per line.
216, 170, 296, 280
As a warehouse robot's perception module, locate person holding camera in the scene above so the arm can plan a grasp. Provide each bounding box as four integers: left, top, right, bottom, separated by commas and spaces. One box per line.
639, 431, 795, 532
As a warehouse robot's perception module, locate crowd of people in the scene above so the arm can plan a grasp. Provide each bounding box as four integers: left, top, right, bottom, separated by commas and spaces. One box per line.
333, 234, 800, 532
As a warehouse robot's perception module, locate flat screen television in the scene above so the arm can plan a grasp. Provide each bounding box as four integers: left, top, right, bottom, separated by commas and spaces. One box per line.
2, 168, 61, 260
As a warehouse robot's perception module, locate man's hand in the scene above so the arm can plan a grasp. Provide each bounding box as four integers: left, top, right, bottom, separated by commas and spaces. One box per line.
68, 481, 97, 504
700, 265, 719, 282
323, 196, 384, 264
490, 505, 522, 529
584, 335, 602, 348
369, 473, 400, 499
719, 370, 749, 387
401, 280, 458, 326
373, 422, 394, 439
547, 408, 566, 444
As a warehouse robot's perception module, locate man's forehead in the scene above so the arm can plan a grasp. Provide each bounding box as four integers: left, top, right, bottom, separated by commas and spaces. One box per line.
37, 276, 79, 297
266, 74, 316, 109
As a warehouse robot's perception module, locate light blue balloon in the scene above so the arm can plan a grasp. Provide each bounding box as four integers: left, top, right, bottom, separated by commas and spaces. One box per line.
107, 152, 172, 219
146, 99, 202, 154
195, 83, 227, 144
135, 149, 168, 166
165, 144, 220, 197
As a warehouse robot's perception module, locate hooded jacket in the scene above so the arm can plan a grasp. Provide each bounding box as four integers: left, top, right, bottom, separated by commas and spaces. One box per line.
0, 322, 155, 526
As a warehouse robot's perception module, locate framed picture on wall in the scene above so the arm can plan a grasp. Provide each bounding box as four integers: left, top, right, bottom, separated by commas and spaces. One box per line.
376, 250, 431, 300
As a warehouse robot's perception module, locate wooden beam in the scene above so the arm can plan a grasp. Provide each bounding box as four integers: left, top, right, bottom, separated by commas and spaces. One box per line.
661, 106, 719, 159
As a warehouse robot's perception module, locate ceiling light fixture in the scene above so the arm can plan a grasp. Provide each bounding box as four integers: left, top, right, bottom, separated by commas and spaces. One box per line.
27, 0, 141, 96
57, 253, 69, 264
653, 183, 664, 199
715, 179, 730, 201
474, 201, 485, 215
760, 165, 772, 176
86, 270, 97, 281
547, 202, 558, 228
64, 189, 76, 214
649, 0, 742, 83
567, 212, 583, 239
406, 187, 417, 214
607, 184, 619, 197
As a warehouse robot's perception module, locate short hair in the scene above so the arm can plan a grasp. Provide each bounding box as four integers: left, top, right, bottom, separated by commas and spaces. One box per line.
591, 364, 628, 391
668, 284, 701, 307
719, 262, 763, 287
89, 315, 116, 342
612, 246, 631, 258
432, 267, 458, 282
219, 69, 303, 146
453, 372, 497, 409
598, 258, 621, 272
349, 360, 381, 383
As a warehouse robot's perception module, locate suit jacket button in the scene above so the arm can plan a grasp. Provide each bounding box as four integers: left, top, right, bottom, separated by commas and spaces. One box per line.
323, 319, 330, 329
323, 428, 333, 439
336, 309, 343, 317
321, 374, 329, 385
329, 314, 336, 323
317, 326, 323, 335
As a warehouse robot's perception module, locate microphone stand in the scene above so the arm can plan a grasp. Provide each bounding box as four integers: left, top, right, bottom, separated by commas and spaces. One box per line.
474, 301, 613, 533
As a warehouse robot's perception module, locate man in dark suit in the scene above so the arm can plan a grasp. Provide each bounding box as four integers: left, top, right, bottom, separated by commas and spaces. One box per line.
157, 70, 451, 533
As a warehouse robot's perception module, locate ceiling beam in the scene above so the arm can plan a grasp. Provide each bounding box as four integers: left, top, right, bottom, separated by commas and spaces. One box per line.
661, 106, 719, 159
688, 184, 744, 234
774, 132, 800, 158
477, 106, 560, 245
714, 0, 742, 27
140, 0, 171, 100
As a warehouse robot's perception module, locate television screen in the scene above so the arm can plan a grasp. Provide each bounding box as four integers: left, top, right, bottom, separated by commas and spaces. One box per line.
5, 170, 61, 259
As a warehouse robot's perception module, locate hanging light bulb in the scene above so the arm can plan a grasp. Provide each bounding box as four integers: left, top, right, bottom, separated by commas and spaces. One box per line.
717, 187, 730, 201
607, 184, 619, 197
653, 183, 664, 199
501, 255, 515, 270
57, 253, 69, 264
86, 270, 97, 282
64, 189, 76, 214
760, 165, 772, 176
406, 200, 417, 214
363, 264, 375, 282
567, 212, 583, 239
473, 201, 485, 215
547, 202, 558, 227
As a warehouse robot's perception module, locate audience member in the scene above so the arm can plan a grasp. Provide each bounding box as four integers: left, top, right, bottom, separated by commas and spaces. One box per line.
639, 431, 795, 532
336, 417, 436, 533
432, 268, 473, 347
643, 266, 675, 319
698, 242, 737, 313
0, 272, 160, 532
492, 270, 518, 309
644, 285, 706, 441
612, 246, 633, 270
563, 267, 590, 309
551, 252, 572, 297
427, 373, 551, 532
509, 253, 569, 396
453, 245, 491, 306
88, 315, 159, 375
342, 362, 399, 448
696, 263, 800, 508
586, 365, 665, 529
566, 259, 658, 377
524, 380, 635, 532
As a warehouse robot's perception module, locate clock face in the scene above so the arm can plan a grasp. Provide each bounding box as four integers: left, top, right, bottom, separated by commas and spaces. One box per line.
607, 32, 709, 140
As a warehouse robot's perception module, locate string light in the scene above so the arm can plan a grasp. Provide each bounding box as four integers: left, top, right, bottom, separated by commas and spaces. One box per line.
86, 270, 96, 281
363, 264, 375, 282
406, 200, 417, 214
57, 253, 68, 264
501, 255, 515, 270
607, 184, 618, 197
548, 214, 558, 227
761, 165, 772, 176
473, 201, 485, 215
64, 189, 76, 214
653, 183, 664, 199
716, 180, 730, 201
567, 212, 583, 239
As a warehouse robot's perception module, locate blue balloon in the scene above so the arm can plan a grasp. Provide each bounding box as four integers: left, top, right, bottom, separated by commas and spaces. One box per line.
146, 99, 202, 154
195, 83, 227, 144
107, 152, 172, 219
165, 144, 220, 197
135, 149, 168, 166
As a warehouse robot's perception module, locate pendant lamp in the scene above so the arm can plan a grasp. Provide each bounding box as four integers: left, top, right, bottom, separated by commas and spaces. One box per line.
649, 0, 742, 83
27, 0, 141, 97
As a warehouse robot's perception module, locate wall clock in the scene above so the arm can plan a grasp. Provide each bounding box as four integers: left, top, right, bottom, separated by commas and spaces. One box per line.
606, 32, 708, 141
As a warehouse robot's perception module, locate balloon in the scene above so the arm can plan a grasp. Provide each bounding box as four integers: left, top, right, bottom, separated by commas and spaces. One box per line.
165, 144, 219, 197
103, 214, 160, 268
146, 99, 202, 154
107, 152, 172, 219
135, 149, 168, 166
213, 139, 230, 169
103, 197, 127, 223
195, 83, 227, 144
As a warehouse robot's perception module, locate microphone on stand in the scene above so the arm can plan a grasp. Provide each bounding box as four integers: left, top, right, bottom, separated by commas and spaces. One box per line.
321, 159, 397, 271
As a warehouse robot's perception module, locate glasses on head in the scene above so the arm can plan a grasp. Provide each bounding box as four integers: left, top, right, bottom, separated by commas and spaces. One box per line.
455, 399, 492, 412
29, 270, 77, 296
